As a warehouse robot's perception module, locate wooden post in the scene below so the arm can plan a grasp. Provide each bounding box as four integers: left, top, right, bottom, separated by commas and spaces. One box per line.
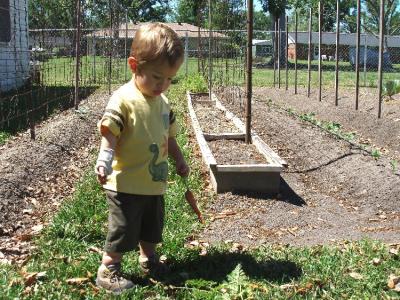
124, 10, 128, 82
245, 0, 253, 144
334, 0, 340, 106
74, 0, 81, 109
208, 0, 212, 100
355, 0, 361, 110
307, 8, 312, 98
294, 10, 298, 94
273, 20, 277, 87
318, 1, 322, 102
278, 18, 281, 89
108, 0, 112, 95
285, 15, 289, 91
377, 0, 384, 118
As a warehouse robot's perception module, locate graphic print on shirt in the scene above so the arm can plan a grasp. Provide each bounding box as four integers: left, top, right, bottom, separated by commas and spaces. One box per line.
149, 143, 168, 182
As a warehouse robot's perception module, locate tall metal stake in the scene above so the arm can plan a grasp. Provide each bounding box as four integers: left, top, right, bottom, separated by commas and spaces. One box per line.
273, 20, 277, 87
124, 10, 128, 81
245, 0, 253, 144
285, 15, 289, 91
74, 0, 81, 109
208, 0, 212, 100
334, 0, 340, 106
318, 1, 322, 102
355, 0, 361, 110
108, 0, 113, 95
278, 18, 281, 89
294, 10, 298, 94
307, 8, 312, 98
377, 0, 384, 118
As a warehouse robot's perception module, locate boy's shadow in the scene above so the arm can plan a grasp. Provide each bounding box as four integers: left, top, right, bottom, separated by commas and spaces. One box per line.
133, 250, 301, 287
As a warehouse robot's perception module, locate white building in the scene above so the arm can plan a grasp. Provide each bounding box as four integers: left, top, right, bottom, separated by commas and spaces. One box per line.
0, 0, 30, 92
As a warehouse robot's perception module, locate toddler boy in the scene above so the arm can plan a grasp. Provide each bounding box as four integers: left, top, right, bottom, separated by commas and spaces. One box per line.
95, 22, 189, 294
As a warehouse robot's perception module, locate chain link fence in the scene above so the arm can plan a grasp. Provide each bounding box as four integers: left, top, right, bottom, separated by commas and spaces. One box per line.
1, 0, 399, 138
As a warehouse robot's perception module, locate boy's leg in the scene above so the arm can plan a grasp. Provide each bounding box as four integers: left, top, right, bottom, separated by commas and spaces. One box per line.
138, 195, 167, 274
97, 251, 134, 294
102, 251, 123, 265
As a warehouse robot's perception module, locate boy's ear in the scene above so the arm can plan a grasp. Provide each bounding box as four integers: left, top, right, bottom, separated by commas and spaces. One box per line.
128, 57, 138, 72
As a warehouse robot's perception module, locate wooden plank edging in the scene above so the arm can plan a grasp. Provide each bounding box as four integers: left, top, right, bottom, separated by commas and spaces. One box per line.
212, 92, 287, 168
187, 91, 217, 166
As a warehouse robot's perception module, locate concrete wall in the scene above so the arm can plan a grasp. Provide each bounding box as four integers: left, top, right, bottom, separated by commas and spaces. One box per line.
0, 0, 30, 92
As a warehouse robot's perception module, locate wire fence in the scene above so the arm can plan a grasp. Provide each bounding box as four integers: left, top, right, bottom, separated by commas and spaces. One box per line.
0, 0, 399, 139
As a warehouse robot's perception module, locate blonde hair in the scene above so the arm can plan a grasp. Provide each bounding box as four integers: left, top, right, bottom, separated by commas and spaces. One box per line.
130, 23, 184, 70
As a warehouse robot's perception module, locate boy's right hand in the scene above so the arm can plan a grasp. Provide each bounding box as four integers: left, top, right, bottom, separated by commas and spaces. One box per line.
95, 148, 114, 185
96, 166, 108, 184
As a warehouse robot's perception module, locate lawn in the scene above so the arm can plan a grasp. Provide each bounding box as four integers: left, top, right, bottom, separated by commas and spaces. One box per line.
1, 74, 399, 299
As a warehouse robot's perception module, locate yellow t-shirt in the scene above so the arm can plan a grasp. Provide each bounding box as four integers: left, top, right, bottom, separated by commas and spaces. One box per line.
98, 78, 178, 195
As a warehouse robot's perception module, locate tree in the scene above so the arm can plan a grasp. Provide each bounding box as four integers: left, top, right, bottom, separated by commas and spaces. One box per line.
287, 0, 357, 32
29, 0, 75, 29
259, 0, 288, 65
363, 0, 400, 36
174, 0, 206, 26
29, 0, 173, 29
254, 10, 272, 31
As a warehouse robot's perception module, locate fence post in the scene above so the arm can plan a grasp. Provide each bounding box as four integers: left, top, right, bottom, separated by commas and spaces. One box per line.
318, 1, 322, 102
355, 0, 361, 110
294, 10, 298, 94
185, 31, 189, 77
285, 15, 289, 91
377, 0, 384, 118
74, 0, 81, 110
363, 35, 368, 87
273, 20, 277, 87
246, 0, 253, 144
208, 0, 212, 100
335, 0, 340, 106
278, 18, 281, 89
125, 10, 128, 82
307, 8, 312, 98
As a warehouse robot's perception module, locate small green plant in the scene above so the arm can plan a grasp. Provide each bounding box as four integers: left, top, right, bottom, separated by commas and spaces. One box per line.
383, 79, 400, 100
287, 107, 295, 116
299, 112, 316, 123
183, 73, 208, 93
371, 149, 382, 159
0, 131, 11, 146
390, 160, 398, 172
220, 263, 253, 299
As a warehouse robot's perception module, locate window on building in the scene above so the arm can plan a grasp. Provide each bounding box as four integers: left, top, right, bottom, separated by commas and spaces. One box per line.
0, 0, 11, 43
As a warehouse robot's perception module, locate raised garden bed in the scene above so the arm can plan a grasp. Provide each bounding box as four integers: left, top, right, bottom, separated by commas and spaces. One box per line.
187, 92, 285, 194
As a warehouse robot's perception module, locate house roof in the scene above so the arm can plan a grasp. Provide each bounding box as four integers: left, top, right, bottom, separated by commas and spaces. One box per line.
287, 32, 400, 47
91, 22, 227, 39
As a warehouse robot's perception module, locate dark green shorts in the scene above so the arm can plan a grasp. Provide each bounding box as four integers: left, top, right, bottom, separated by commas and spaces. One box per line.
104, 190, 165, 253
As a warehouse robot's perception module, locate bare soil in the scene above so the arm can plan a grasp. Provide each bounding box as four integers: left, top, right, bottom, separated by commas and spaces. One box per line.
198, 86, 400, 248
207, 139, 267, 165
1, 84, 399, 265
0, 88, 108, 264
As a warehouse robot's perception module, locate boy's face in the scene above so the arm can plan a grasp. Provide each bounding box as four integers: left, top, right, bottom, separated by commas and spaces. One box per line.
131, 58, 183, 98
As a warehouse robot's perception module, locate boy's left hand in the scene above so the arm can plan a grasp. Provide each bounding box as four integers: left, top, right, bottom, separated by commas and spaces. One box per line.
176, 159, 189, 177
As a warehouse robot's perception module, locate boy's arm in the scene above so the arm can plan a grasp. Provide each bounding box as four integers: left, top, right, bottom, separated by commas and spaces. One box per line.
96, 127, 117, 184
168, 137, 189, 177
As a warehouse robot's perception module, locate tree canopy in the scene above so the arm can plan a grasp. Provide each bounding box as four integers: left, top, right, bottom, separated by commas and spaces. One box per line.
29, 0, 172, 29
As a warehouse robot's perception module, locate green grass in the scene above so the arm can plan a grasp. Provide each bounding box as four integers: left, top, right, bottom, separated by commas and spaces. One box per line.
1, 74, 400, 299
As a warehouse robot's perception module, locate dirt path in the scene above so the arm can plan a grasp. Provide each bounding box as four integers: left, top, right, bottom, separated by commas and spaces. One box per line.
198, 87, 399, 247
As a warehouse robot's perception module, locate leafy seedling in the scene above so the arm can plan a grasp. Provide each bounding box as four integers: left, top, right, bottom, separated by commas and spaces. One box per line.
383, 80, 400, 100
371, 149, 381, 160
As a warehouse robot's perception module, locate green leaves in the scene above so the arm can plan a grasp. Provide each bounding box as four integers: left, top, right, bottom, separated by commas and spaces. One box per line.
383, 80, 400, 99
